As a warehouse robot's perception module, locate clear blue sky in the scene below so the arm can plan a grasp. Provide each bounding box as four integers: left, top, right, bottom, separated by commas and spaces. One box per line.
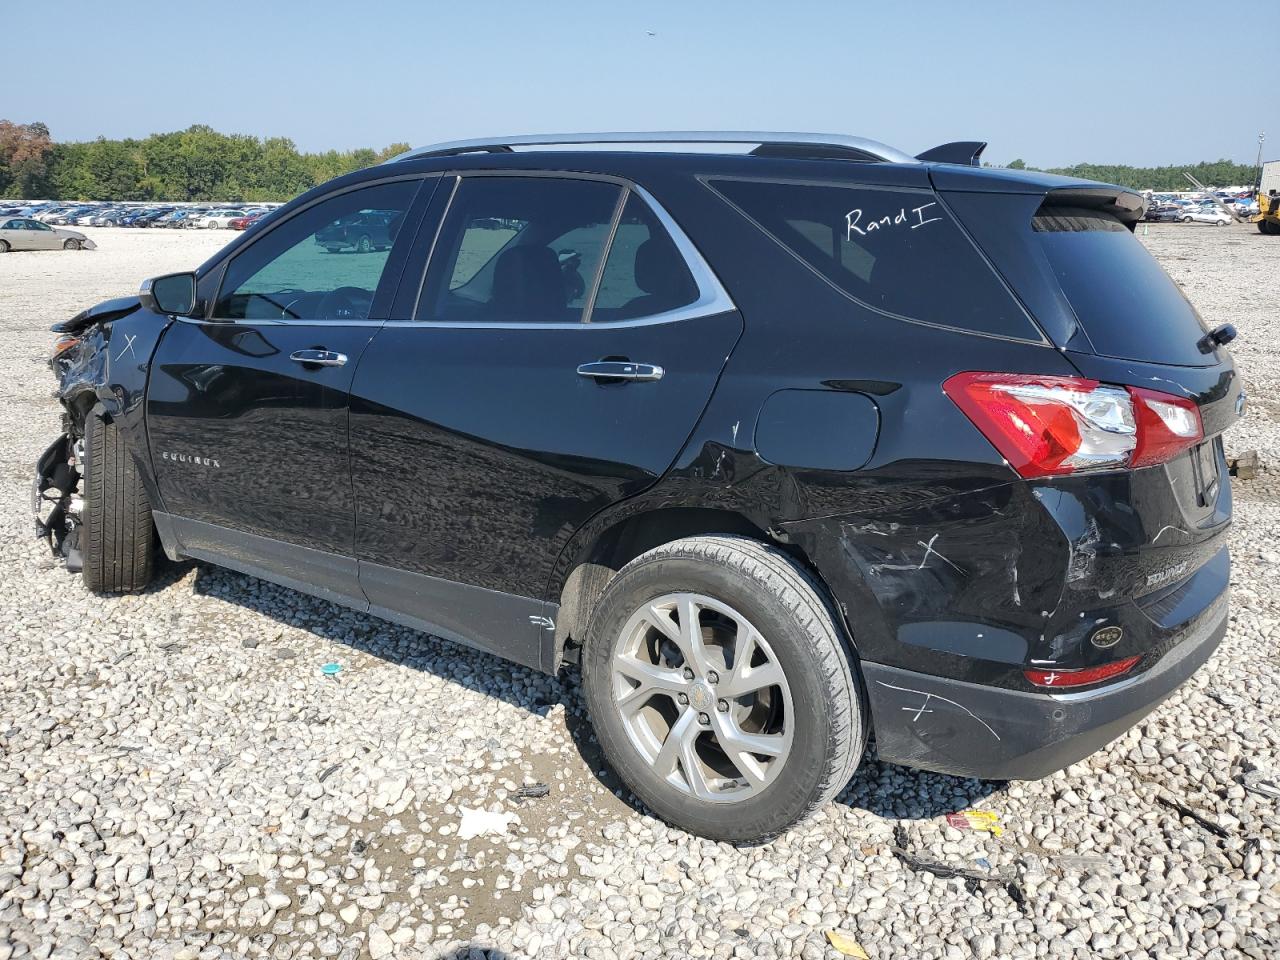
11, 0, 1273, 167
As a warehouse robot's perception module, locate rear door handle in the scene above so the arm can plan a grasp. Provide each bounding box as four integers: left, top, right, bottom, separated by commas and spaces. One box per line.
290, 349, 347, 367
577, 361, 664, 382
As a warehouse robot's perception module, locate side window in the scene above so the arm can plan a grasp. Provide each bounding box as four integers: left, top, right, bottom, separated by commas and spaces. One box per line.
213, 179, 420, 322
709, 178, 1034, 339
417, 177, 621, 324
588, 193, 700, 322
32, 221, 52, 231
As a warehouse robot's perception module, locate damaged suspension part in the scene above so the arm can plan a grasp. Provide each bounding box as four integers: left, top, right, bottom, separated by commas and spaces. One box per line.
33, 432, 84, 571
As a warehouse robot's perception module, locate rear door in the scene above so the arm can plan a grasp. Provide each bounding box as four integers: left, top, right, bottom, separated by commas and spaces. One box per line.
349, 174, 742, 668
146, 176, 431, 602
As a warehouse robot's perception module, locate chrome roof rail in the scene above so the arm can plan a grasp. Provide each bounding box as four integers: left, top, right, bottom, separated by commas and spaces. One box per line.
388, 131, 917, 165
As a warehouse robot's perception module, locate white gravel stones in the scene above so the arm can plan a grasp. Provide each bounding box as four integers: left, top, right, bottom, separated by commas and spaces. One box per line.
0, 224, 1277, 958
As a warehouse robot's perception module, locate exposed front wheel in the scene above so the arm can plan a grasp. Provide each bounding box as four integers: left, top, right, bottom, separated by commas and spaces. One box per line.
63, 238, 81, 250
81, 416, 155, 593
582, 535, 865, 841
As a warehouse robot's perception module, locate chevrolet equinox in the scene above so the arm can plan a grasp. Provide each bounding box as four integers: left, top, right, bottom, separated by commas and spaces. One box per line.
34, 132, 1241, 841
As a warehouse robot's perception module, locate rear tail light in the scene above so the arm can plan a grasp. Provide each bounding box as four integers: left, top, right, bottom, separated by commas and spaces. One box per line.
1129, 386, 1203, 467
943, 372, 1204, 478
1024, 655, 1140, 688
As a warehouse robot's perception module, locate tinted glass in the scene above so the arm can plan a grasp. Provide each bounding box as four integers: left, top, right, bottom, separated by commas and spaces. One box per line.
214, 179, 419, 322
1034, 207, 1211, 366
710, 178, 1035, 339
419, 177, 621, 323
589, 193, 699, 322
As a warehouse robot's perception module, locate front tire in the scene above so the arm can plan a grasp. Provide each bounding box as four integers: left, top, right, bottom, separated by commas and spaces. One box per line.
82, 416, 155, 593
63, 238, 81, 250
355, 234, 371, 253
582, 535, 864, 842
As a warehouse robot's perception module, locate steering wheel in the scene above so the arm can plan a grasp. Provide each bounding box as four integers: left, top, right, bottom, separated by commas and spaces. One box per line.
316, 286, 373, 320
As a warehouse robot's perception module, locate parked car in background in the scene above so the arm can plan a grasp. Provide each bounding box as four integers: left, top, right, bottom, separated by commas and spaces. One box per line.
198, 209, 248, 229
46, 207, 94, 226
228, 211, 269, 230
315, 209, 400, 252
1144, 204, 1182, 222
1180, 208, 1232, 225
167, 210, 205, 228
0, 217, 95, 252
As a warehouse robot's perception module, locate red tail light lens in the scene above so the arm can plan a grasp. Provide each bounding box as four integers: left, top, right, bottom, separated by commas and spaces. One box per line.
943, 372, 1204, 478
1129, 386, 1203, 467
1024, 655, 1140, 688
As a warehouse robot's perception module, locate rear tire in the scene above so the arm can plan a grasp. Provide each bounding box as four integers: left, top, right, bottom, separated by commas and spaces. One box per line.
582, 535, 865, 842
0, 240, 9, 253
356, 234, 371, 253
82, 415, 154, 593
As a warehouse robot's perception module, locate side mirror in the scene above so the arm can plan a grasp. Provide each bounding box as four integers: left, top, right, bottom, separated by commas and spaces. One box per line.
140, 272, 197, 316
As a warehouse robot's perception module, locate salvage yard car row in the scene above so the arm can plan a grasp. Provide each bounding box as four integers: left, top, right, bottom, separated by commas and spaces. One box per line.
0, 200, 281, 230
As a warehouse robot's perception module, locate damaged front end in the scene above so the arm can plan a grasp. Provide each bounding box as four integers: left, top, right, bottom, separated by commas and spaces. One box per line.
33, 295, 144, 570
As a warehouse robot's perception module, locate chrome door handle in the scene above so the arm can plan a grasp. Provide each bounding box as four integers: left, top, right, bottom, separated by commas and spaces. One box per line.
290, 349, 347, 367
577, 361, 664, 382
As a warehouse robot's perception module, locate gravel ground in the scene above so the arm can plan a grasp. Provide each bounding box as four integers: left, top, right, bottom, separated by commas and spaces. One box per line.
0, 223, 1277, 960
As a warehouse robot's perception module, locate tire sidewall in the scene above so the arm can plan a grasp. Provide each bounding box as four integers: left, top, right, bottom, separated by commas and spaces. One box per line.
583, 552, 854, 841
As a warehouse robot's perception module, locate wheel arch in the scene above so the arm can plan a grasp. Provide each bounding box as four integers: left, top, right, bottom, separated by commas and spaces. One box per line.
548, 505, 855, 672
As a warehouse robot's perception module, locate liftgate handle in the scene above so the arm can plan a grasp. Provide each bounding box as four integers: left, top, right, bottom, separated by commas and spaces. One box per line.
576, 361, 664, 382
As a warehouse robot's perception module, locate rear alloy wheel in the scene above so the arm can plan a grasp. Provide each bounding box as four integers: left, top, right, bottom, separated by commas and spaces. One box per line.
0, 240, 9, 253
583, 535, 865, 841
82, 415, 155, 593
63, 238, 81, 250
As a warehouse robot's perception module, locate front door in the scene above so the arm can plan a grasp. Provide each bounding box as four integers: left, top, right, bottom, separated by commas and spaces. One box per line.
349, 176, 742, 667
147, 177, 429, 601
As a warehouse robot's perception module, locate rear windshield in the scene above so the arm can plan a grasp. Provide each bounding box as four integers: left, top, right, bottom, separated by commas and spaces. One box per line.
708, 178, 1038, 340
1033, 207, 1211, 366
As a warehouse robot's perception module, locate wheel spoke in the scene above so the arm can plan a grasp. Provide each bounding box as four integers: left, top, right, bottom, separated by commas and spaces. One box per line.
675, 594, 709, 672
677, 718, 716, 800
709, 712, 788, 789
642, 601, 683, 646
614, 656, 687, 712
722, 623, 784, 697
651, 709, 696, 781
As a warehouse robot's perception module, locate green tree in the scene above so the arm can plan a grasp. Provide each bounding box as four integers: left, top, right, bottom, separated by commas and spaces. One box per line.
0, 120, 54, 197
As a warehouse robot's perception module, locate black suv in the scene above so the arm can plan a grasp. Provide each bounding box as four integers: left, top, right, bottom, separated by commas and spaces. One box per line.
35, 133, 1240, 841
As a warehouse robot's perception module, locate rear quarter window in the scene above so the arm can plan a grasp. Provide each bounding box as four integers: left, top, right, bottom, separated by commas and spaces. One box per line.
708, 178, 1038, 340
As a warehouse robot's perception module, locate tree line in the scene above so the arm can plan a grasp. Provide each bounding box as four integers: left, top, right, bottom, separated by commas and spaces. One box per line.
1002, 158, 1259, 191
0, 120, 1265, 202
0, 121, 409, 202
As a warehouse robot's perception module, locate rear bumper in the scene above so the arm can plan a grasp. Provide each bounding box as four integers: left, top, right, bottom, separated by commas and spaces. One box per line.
862, 588, 1227, 780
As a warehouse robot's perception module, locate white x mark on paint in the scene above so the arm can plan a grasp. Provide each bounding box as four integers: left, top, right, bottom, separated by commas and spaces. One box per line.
114, 333, 138, 362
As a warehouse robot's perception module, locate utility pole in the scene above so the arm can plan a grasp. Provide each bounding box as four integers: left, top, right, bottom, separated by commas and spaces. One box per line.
1257, 132, 1266, 192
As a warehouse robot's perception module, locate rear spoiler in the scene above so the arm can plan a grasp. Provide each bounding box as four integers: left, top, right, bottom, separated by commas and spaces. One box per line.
1039, 186, 1147, 230
915, 141, 987, 166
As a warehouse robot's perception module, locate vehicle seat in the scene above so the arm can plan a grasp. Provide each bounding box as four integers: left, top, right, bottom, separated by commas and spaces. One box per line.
619, 238, 693, 318
491, 244, 565, 319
